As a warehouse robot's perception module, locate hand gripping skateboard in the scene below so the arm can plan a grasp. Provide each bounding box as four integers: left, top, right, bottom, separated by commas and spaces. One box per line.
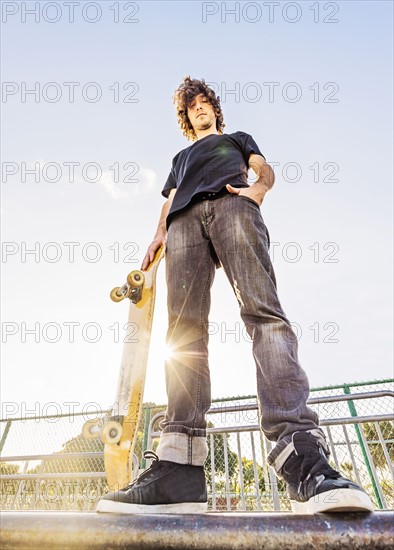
82, 245, 165, 490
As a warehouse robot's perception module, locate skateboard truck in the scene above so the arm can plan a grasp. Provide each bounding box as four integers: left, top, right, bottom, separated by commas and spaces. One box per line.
110, 271, 145, 304
82, 415, 125, 445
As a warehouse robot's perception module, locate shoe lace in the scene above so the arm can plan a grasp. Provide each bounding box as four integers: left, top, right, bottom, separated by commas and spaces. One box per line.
123, 450, 161, 489
298, 448, 340, 495
137, 450, 162, 479
143, 450, 159, 463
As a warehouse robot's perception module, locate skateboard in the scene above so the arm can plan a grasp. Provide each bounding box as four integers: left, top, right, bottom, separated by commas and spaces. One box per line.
82, 245, 165, 490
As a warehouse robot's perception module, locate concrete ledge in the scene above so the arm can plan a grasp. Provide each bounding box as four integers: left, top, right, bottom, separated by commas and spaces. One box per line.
1, 511, 393, 549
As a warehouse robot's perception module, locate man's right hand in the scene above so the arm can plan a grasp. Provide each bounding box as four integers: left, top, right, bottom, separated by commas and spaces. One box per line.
141, 189, 175, 270
141, 238, 166, 271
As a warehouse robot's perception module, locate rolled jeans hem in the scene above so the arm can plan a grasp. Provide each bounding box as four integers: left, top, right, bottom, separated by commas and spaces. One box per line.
267, 428, 328, 475
156, 433, 208, 466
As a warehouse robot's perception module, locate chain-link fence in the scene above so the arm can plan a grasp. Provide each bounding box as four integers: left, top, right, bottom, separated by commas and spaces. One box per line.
1, 379, 393, 512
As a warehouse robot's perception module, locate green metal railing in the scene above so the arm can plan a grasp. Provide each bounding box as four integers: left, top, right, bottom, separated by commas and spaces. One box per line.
1, 379, 393, 512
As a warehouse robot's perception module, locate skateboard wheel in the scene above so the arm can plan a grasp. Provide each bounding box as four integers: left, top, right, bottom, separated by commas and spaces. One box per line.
110, 287, 125, 302
127, 270, 145, 288
82, 418, 101, 440
101, 420, 123, 445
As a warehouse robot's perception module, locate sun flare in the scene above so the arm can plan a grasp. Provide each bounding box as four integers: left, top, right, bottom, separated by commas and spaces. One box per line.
163, 344, 174, 362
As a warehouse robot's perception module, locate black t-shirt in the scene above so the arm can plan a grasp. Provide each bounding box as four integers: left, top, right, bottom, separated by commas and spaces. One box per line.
162, 131, 265, 228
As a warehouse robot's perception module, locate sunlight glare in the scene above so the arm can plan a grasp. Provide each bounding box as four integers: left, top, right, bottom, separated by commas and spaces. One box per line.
164, 344, 174, 362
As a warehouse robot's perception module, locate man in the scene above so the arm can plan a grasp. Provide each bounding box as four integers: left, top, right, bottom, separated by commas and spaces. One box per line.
98, 77, 373, 514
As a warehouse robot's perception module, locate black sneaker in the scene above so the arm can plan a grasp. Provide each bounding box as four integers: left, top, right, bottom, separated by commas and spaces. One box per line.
96, 451, 208, 514
280, 431, 374, 513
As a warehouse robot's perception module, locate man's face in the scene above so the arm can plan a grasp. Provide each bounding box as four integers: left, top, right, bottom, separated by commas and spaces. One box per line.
187, 93, 216, 133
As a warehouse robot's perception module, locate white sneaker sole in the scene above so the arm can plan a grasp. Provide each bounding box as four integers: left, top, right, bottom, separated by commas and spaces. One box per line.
291, 488, 374, 514
96, 499, 208, 514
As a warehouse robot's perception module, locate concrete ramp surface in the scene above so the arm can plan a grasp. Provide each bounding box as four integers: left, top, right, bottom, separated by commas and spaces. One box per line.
1, 511, 393, 549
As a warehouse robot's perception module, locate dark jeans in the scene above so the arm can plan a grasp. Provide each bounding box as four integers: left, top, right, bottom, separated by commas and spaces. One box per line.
156, 193, 326, 472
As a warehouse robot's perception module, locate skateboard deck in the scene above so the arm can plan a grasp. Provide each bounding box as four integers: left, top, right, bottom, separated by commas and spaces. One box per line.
82, 245, 165, 491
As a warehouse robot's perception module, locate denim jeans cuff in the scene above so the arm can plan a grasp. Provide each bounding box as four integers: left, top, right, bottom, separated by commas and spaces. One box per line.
267, 428, 329, 475
156, 432, 208, 466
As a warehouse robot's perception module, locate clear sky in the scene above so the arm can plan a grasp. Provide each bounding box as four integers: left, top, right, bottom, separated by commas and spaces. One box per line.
1, 0, 393, 419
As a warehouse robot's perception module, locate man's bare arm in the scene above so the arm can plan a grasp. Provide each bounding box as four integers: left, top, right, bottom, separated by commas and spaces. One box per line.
226, 154, 275, 205
141, 188, 176, 270
248, 153, 275, 193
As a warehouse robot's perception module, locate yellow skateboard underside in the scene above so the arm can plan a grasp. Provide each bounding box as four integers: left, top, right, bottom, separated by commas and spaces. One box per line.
104, 246, 164, 491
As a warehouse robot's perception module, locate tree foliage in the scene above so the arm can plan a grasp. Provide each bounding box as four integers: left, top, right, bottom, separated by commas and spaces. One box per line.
204, 428, 238, 488
362, 421, 394, 470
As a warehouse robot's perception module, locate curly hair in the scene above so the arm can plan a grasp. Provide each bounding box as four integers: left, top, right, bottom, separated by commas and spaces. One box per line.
173, 76, 225, 141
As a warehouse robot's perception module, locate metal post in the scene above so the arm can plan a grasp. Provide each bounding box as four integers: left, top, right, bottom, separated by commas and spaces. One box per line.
223, 433, 231, 511
141, 407, 151, 469
343, 384, 383, 508
0, 420, 12, 454
210, 433, 217, 512
250, 432, 262, 511
236, 433, 245, 511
